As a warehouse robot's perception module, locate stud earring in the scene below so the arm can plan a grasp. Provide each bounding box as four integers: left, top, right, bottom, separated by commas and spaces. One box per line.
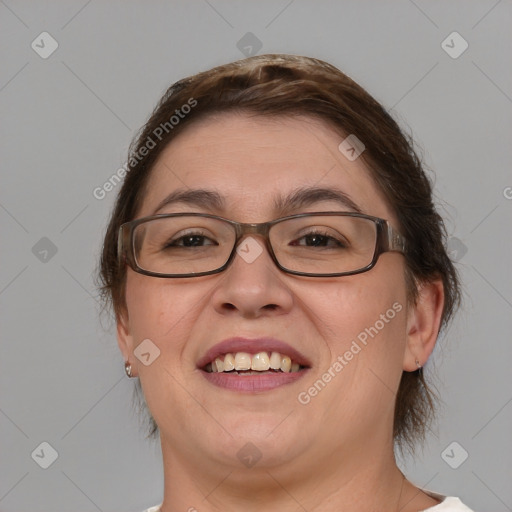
415, 359, 422, 369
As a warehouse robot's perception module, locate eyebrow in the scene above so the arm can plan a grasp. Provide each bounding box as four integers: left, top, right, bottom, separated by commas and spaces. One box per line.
152, 185, 362, 216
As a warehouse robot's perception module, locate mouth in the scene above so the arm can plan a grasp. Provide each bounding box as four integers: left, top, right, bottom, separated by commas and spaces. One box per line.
203, 351, 306, 374
197, 337, 311, 392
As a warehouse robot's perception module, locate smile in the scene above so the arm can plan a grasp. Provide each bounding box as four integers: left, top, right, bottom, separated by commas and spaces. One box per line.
197, 337, 311, 392
203, 351, 304, 373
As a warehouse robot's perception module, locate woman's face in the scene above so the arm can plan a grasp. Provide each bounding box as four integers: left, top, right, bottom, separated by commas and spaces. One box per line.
118, 113, 415, 475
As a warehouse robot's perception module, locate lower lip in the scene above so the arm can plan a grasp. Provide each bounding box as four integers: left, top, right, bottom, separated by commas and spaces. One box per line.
200, 369, 309, 392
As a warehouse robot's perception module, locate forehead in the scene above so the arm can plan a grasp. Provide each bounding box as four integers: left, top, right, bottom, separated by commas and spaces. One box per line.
138, 113, 396, 224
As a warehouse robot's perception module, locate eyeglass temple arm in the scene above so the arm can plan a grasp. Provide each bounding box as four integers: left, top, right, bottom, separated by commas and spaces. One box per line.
385, 223, 406, 253
117, 224, 131, 269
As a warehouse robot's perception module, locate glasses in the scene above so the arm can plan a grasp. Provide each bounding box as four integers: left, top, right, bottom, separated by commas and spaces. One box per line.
118, 212, 406, 278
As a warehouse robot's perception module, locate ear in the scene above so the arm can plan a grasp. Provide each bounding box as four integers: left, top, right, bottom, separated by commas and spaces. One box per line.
117, 309, 137, 375
403, 279, 445, 371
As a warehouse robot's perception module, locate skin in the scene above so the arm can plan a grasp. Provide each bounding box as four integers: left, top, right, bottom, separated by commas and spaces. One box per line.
117, 113, 445, 512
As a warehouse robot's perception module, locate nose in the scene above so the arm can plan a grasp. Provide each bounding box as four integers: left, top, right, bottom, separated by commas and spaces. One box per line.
210, 235, 294, 318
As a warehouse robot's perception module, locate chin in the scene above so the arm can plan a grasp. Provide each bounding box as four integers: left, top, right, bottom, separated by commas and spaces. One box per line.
212, 415, 311, 467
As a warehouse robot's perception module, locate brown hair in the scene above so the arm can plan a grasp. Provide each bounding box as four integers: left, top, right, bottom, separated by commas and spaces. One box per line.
97, 54, 460, 452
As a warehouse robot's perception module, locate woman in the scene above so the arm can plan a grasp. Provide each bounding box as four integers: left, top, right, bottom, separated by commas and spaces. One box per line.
98, 54, 474, 511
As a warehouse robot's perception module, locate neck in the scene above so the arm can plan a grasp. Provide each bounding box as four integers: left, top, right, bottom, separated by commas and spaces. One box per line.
157, 435, 414, 512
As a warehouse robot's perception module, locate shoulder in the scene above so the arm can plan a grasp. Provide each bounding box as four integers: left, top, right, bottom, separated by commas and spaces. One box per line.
421, 494, 476, 511
140, 497, 476, 512
141, 506, 162, 512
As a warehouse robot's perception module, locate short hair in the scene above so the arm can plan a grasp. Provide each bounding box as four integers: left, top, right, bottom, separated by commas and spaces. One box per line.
97, 54, 461, 452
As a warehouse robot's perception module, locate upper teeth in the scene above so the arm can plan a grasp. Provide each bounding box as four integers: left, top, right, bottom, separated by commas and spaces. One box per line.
206, 351, 301, 373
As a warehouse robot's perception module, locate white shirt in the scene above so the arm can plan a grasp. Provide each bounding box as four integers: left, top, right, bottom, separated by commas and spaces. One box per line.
141, 492, 475, 511
421, 492, 475, 511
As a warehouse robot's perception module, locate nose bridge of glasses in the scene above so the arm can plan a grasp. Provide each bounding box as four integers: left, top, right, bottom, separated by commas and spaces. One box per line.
231, 222, 274, 260
234, 221, 270, 242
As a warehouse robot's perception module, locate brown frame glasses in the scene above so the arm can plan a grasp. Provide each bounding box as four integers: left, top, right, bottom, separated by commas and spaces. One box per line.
118, 212, 406, 278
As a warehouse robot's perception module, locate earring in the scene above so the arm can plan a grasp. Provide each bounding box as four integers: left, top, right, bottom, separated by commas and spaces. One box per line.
124, 361, 133, 378
415, 359, 422, 369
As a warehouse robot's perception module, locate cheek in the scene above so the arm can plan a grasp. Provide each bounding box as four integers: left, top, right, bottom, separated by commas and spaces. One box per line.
124, 272, 202, 356
313, 260, 408, 363
298, 264, 408, 431
124, 273, 214, 439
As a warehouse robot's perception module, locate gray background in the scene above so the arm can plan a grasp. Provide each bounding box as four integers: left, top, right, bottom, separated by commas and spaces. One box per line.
1, 1, 511, 511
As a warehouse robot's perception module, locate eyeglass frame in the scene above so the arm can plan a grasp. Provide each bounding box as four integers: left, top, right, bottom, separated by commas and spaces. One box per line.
118, 211, 407, 279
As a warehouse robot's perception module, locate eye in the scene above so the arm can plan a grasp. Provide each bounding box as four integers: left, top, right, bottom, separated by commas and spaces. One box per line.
163, 231, 218, 249
290, 230, 348, 248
